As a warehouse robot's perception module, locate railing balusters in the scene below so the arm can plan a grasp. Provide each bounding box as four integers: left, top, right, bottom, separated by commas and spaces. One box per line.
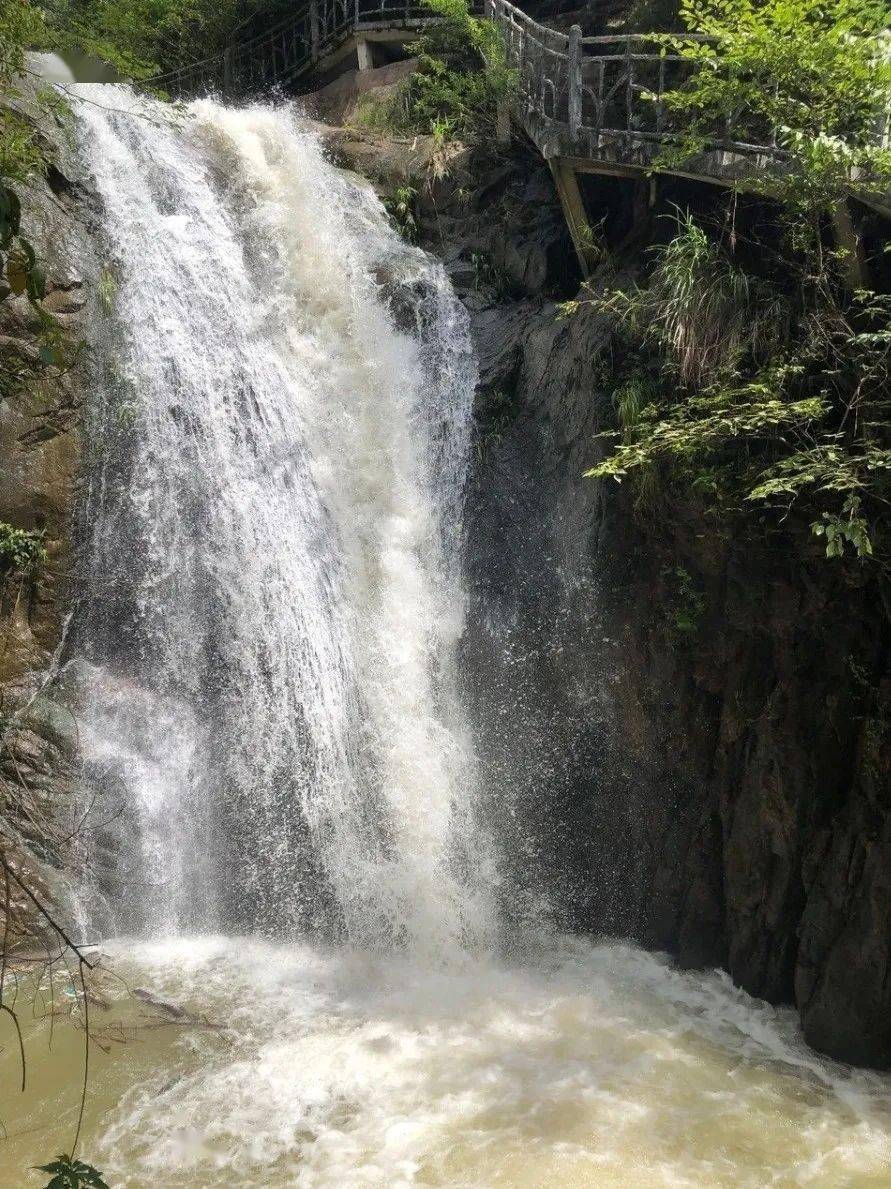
145, 0, 879, 189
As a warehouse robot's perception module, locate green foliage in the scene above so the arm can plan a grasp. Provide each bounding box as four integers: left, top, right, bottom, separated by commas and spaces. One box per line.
595, 211, 789, 386
652, 0, 891, 220
0, 0, 80, 398
589, 367, 828, 478
475, 386, 514, 459
615, 373, 654, 436
399, 0, 515, 141
667, 565, 704, 634
811, 493, 873, 559
0, 0, 47, 188
402, 61, 495, 140
580, 211, 891, 560
610, 373, 663, 510
0, 521, 46, 574
0, 0, 45, 85
36, 1156, 108, 1189
412, 0, 510, 77
384, 184, 419, 243
341, 0, 514, 143
350, 91, 402, 132
42, 0, 287, 78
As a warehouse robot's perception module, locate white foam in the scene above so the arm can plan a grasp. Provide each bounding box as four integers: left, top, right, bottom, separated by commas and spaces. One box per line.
92, 935, 891, 1187
73, 91, 493, 954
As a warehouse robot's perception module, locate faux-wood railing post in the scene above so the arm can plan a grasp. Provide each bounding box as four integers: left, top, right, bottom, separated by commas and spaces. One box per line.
568, 24, 582, 140
310, 0, 320, 62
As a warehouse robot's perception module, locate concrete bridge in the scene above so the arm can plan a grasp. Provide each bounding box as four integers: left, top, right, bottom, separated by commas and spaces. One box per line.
150, 0, 887, 281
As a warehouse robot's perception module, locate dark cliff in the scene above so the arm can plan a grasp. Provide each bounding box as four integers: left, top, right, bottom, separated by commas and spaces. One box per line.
389, 135, 891, 1068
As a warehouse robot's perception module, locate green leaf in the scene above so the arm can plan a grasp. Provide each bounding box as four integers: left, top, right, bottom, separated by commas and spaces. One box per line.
34, 1154, 108, 1189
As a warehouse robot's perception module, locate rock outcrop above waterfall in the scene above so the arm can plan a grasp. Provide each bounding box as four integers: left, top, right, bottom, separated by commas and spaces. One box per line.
330, 120, 891, 1067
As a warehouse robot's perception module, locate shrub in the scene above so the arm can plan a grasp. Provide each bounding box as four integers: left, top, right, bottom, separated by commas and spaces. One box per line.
581, 211, 789, 387
384, 184, 419, 242
400, 0, 515, 141
41, 0, 284, 78
0, 522, 47, 575
36, 1155, 108, 1189
580, 214, 891, 560
652, 0, 891, 225
569, 0, 891, 561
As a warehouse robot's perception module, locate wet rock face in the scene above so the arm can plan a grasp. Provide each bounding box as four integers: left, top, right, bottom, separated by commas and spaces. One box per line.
0, 689, 89, 944
411, 144, 891, 1067
607, 535, 891, 1068
0, 88, 93, 942
0, 110, 90, 694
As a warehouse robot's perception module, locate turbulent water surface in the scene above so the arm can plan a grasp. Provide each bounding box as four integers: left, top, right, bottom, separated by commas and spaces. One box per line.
4, 936, 891, 1186
1, 88, 890, 1186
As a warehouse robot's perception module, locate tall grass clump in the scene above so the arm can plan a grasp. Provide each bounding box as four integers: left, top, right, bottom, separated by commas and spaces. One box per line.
595, 211, 789, 387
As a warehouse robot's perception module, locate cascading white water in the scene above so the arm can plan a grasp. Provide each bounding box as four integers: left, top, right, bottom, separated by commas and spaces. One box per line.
74, 89, 495, 955
4, 86, 891, 1189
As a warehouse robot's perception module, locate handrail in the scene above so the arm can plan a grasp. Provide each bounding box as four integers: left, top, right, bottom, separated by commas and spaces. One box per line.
146, 0, 436, 98
149, 11, 304, 85
145, 0, 887, 201
486, 0, 786, 166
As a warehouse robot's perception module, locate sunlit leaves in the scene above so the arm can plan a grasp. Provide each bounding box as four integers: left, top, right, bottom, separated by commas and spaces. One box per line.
578, 208, 891, 561
395, 0, 515, 141
812, 494, 874, 558
43, 0, 293, 78
0, 520, 47, 574
652, 0, 891, 215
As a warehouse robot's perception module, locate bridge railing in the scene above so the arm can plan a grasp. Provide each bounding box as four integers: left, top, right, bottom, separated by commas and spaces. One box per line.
486, 0, 786, 164
149, 0, 434, 98
148, 0, 886, 187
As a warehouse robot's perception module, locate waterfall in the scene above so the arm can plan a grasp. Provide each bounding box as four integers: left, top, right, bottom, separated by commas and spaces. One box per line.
7, 87, 891, 1189
72, 89, 495, 956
